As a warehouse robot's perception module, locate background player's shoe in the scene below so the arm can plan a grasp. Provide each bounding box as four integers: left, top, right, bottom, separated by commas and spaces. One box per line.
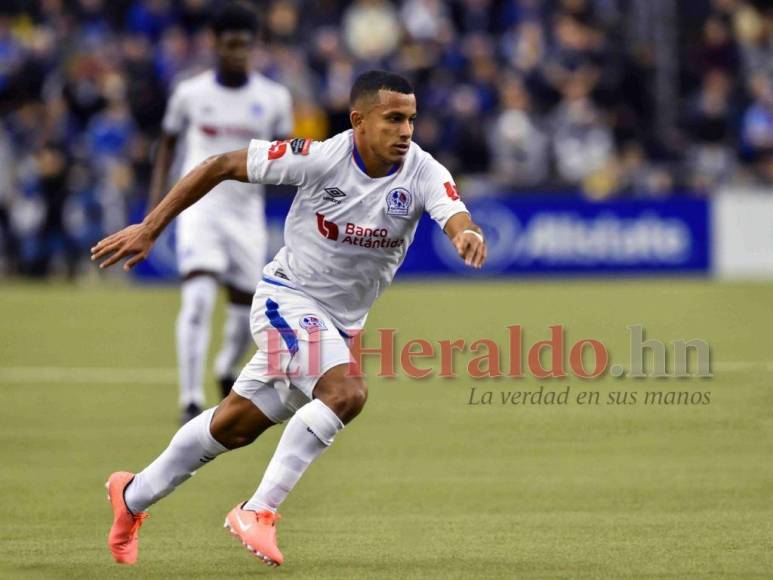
105, 471, 149, 565
224, 504, 284, 567
218, 375, 236, 400
180, 402, 202, 425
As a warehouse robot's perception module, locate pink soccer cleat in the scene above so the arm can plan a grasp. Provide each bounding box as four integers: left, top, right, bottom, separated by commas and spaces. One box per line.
105, 471, 148, 565
224, 503, 284, 567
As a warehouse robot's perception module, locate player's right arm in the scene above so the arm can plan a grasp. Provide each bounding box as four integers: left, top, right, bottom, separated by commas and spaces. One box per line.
91, 148, 250, 270
91, 136, 327, 270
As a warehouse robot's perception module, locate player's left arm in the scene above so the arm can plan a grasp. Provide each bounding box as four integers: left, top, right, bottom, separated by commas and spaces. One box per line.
423, 160, 487, 270
444, 211, 487, 269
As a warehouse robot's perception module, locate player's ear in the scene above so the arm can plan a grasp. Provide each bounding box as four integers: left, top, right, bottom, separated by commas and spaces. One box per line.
350, 109, 363, 129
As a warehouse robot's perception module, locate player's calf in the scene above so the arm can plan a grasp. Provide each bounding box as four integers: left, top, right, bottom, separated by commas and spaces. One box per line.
122, 407, 229, 516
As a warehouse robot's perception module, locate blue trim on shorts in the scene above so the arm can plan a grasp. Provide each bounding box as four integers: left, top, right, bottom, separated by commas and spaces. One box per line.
265, 298, 299, 355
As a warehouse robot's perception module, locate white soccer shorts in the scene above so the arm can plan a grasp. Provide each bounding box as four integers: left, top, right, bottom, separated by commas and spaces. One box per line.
233, 279, 353, 422
176, 206, 266, 292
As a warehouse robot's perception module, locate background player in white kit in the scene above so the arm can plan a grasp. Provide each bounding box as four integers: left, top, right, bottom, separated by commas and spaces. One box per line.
148, 2, 293, 423
93, 71, 487, 568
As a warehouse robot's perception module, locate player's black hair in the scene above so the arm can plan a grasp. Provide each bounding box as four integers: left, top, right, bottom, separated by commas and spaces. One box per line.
350, 70, 413, 107
211, 1, 259, 37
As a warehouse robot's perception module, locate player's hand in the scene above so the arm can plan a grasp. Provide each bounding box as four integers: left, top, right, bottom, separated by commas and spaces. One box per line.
90, 223, 155, 271
452, 230, 487, 269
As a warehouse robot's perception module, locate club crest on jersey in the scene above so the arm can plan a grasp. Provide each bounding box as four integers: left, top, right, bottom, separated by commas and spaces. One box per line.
299, 314, 327, 332
386, 188, 412, 216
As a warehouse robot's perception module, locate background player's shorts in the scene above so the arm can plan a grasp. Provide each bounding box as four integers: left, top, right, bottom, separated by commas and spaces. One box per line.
233, 280, 353, 422
176, 205, 266, 292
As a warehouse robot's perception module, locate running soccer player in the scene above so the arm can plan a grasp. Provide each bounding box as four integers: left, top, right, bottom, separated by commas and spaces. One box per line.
93, 70, 487, 568
149, 2, 294, 423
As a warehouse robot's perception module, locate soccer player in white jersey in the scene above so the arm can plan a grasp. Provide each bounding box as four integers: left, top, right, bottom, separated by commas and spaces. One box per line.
93, 71, 487, 568
148, 2, 294, 423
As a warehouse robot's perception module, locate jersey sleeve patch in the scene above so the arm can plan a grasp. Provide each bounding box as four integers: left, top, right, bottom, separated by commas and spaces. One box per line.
268, 138, 313, 161
290, 138, 313, 155
444, 181, 460, 201
267, 140, 288, 160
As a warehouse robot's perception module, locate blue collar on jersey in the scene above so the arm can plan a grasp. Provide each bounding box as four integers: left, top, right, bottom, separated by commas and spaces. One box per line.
352, 140, 399, 177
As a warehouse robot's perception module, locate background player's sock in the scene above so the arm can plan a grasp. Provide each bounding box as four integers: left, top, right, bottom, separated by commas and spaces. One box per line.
214, 303, 252, 389
244, 399, 343, 512
176, 276, 217, 408
124, 407, 227, 514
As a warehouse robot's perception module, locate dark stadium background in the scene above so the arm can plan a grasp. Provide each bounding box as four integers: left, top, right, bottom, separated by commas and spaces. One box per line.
0, 0, 770, 277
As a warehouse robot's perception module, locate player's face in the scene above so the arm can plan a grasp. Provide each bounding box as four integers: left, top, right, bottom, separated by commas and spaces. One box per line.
215, 30, 253, 75
362, 90, 417, 164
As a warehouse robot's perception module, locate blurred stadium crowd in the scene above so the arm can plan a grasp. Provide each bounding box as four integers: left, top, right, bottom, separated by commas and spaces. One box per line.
0, 0, 771, 277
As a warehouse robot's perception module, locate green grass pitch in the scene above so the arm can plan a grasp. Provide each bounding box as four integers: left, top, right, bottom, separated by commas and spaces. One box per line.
1, 279, 771, 579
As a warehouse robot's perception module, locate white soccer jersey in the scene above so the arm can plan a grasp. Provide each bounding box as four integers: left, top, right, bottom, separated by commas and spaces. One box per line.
246, 129, 468, 330
163, 69, 293, 214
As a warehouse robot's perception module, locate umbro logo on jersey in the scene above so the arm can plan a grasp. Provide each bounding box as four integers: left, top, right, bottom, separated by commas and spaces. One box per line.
323, 187, 346, 204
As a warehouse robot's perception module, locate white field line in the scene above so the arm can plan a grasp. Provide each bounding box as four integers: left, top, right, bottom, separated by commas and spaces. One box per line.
713, 361, 773, 372
0, 362, 770, 385
0, 366, 177, 385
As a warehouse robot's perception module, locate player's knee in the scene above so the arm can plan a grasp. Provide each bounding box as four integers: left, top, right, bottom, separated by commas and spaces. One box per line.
210, 421, 258, 449
340, 378, 368, 416
209, 393, 272, 449
318, 377, 368, 424
221, 430, 257, 449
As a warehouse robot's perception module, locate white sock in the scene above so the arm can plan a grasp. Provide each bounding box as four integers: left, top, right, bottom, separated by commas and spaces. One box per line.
214, 303, 252, 380
243, 399, 343, 512
176, 276, 218, 408
124, 407, 228, 514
